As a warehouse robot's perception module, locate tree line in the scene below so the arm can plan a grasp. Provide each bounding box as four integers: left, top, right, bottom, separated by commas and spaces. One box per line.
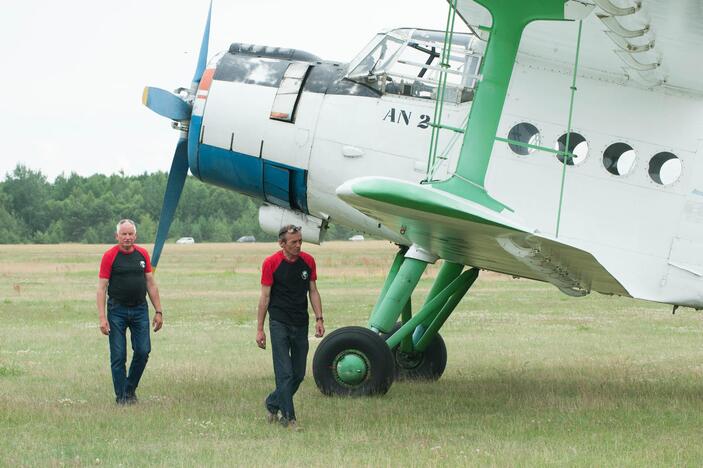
0, 165, 355, 244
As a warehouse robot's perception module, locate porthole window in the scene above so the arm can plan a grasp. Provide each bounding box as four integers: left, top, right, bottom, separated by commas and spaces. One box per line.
555, 132, 588, 166
649, 152, 681, 185
508, 123, 541, 155
603, 142, 636, 176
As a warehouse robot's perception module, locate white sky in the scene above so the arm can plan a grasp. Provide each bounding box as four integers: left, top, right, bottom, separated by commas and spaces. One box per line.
0, 0, 461, 181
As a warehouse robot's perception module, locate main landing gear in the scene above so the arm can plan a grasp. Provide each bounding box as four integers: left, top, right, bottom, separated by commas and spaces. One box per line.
313, 245, 479, 396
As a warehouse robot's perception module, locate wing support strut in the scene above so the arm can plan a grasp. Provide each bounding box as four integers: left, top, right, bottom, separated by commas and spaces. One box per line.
432, 0, 573, 212
426, 0, 460, 180
555, 19, 584, 237
429, 0, 595, 214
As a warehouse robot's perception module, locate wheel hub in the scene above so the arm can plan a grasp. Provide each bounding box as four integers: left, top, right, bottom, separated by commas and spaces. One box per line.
335, 352, 368, 385
396, 350, 424, 370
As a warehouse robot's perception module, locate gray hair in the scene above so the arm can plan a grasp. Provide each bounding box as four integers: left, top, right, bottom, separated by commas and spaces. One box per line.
116, 219, 137, 234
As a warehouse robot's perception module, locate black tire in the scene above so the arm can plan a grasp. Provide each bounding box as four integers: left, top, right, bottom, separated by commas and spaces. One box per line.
382, 322, 447, 381
313, 326, 395, 396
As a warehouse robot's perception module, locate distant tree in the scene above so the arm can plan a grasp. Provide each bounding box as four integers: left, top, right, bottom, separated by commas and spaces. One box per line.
2, 165, 51, 239
39, 220, 66, 244
210, 218, 232, 242
325, 222, 357, 241
0, 190, 26, 243
137, 214, 157, 244
82, 226, 103, 244
0, 165, 367, 244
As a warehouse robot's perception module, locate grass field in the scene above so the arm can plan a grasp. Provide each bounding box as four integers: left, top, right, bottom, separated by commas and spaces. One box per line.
2, 241, 703, 467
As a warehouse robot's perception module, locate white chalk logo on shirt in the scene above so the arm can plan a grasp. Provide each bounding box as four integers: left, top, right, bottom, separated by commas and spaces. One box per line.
301, 270, 309, 280
140, 261, 146, 269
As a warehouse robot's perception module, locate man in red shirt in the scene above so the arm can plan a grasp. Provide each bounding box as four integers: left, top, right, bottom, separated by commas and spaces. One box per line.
256, 225, 324, 430
97, 219, 163, 405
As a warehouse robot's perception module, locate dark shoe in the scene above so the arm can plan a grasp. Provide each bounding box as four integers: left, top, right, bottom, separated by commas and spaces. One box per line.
125, 393, 138, 405
265, 402, 279, 423
115, 397, 127, 406
279, 416, 289, 428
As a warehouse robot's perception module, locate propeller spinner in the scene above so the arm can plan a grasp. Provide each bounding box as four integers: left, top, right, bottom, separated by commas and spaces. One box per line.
142, 2, 212, 267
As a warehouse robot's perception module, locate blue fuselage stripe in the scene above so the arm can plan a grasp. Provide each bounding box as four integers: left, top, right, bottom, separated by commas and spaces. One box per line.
195, 143, 308, 213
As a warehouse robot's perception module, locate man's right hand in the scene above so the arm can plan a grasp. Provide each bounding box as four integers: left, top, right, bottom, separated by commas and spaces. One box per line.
256, 330, 266, 349
99, 318, 110, 336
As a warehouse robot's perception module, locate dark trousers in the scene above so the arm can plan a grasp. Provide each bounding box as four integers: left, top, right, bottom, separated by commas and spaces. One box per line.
265, 319, 309, 421
107, 299, 151, 402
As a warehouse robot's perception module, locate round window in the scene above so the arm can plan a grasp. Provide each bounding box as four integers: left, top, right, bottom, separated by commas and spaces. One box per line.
555, 132, 588, 166
603, 142, 636, 176
507, 123, 541, 155
649, 152, 681, 185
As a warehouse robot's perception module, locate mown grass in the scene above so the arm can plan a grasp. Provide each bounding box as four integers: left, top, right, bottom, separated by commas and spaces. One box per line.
1, 242, 703, 466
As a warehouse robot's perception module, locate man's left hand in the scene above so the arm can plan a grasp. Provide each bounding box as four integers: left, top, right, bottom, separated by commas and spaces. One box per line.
153, 312, 163, 332
315, 320, 325, 338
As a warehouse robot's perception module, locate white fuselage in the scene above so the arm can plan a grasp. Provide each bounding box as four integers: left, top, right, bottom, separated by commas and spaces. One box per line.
196, 44, 703, 308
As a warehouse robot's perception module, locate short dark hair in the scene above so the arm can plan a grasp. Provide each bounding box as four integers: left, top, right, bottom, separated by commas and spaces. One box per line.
278, 225, 301, 241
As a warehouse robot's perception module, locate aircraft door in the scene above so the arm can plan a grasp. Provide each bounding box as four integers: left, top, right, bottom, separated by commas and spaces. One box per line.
263, 163, 290, 208
262, 161, 308, 212
262, 62, 323, 214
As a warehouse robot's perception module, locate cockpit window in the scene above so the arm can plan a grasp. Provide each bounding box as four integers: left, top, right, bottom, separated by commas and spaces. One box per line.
349, 31, 408, 79
346, 28, 481, 104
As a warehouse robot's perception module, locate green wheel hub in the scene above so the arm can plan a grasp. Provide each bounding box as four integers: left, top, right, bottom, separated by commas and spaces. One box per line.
335, 352, 368, 386
314, 327, 395, 396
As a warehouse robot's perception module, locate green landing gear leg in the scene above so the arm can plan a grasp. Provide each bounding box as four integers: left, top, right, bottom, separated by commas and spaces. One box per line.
385, 262, 479, 381
313, 245, 479, 396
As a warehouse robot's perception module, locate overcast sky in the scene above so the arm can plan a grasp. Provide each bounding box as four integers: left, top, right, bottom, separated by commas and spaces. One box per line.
0, 0, 464, 181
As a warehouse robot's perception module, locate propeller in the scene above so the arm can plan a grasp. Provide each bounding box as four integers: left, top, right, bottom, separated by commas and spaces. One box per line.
143, 1, 212, 267
141, 87, 190, 121
152, 138, 189, 266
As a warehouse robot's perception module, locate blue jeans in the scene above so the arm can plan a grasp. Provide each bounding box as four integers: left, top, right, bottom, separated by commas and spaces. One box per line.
107, 299, 151, 402
265, 320, 309, 421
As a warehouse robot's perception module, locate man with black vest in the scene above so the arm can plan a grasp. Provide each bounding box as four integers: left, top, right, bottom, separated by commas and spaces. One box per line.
256, 224, 324, 430
97, 219, 163, 405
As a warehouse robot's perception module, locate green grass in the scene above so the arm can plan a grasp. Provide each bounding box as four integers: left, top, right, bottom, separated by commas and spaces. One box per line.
2, 242, 703, 466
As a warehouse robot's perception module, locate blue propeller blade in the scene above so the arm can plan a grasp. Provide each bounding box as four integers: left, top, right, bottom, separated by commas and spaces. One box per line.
152, 138, 189, 268
149, 2, 211, 267
192, 0, 212, 85
142, 87, 191, 121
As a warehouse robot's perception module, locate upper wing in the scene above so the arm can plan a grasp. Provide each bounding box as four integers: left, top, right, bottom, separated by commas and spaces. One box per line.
453, 0, 703, 95
338, 176, 629, 297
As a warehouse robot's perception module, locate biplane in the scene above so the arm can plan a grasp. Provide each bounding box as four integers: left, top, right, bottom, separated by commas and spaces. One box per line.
143, 0, 703, 395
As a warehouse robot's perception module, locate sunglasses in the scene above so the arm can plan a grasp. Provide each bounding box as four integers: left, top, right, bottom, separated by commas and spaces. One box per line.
278, 225, 302, 236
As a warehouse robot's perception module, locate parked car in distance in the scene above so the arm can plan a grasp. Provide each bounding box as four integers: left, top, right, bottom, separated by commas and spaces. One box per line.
236, 235, 256, 243
175, 237, 195, 244
348, 235, 365, 241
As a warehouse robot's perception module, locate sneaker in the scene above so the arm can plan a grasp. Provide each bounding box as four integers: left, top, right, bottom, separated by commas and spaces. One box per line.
266, 408, 279, 424
279, 417, 302, 431
287, 419, 303, 432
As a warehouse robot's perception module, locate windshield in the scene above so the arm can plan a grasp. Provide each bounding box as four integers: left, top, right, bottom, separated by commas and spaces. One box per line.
346, 28, 481, 104
348, 30, 410, 78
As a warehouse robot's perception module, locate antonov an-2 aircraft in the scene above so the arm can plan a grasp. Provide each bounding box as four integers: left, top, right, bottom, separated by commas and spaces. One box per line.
143, 0, 703, 396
